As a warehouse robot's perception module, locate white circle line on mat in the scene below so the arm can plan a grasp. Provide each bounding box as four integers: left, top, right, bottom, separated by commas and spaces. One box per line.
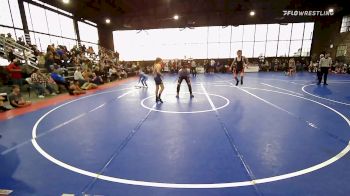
301, 83, 350, 106
140, 92, 230, 114
31, 87, 350, 188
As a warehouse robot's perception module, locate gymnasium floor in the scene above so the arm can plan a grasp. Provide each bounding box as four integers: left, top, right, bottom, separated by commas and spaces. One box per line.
1, 72, 350, 196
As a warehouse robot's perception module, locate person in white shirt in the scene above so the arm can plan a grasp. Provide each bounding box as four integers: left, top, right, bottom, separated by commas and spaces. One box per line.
74, 67, 86, 86
210, 59, 215, 74
318, 52, 332, 85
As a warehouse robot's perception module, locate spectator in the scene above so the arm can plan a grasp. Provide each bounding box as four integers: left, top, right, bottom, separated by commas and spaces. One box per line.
262, 60, 270, 72
0, 96, 10, 112
287, 58, 296, 76
210, 59, 215, 73
9, 85, 31, 108
7, 48, 16, 62
273, 58, 279, 72
37, 52, 45, 68
7, 58, 23, 86
74, 67, 86, 86
68, 81, 86, 95
44, 52, 55, 72
91, 72, 103, 85
50, 69, 70, 91
6, 33, 15, 43
31, 69, 57, 98
16, 37, 25, 46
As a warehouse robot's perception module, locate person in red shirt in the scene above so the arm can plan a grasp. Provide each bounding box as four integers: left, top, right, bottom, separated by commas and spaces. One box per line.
7, 58, 23, 86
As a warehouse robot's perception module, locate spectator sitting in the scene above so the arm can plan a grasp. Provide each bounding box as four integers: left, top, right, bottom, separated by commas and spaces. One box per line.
31, 68, 57, 98
93, 66, 104, 79
7, 58, 23, 86
37, 52, 45, 68
108, 66, 118, 80
16, 37, 25, 46
50, 69, 70, 92
9, 85, 31, 108
68, 81, 86, 95
91, 72, 103, 85
44, 52, 55, 72
0, 96, 10, 112
82, 68, 93, 81
118, 68, 128, 79
74, 67, 86, 86
6, 33, 15, 43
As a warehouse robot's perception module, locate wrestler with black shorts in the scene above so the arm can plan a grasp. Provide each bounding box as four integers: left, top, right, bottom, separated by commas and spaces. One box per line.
176, 64, 194, 98
231, 50, 248, 86
153, 57, 164, 103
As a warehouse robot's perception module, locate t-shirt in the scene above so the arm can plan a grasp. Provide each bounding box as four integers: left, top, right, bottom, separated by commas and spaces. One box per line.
319, 57, 332, 68
51, 72, 65, 83
9, 93, 22, 107
191, 61, 196, 68
74, 70, 85, 81
178, 68, 190, 77
7, 63, 22, 79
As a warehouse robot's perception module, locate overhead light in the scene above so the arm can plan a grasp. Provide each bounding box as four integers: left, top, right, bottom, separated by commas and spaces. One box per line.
249, 11, 255, 16
105, 18, 111, 24
173, 15, 179, 20
329, 8, 334, 13
62, 0, 69, 4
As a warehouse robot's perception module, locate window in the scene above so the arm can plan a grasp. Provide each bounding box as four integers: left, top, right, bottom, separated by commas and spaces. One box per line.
291, 23, 304, 40
267, 24, 279, 41
289, 40, 302, 56
219, 26, 231, 43
304, 23, 314, 39
218, 43, 231, 58
255, 24, 267, 41
28, 4, 49, 33
265, 41, 278, 57
279, 24, 292, 41
0, 26, 15, 37
0, 0, 13, 27
46, 9, 62, 36
336, 45, 347, 57
208, 26, 220, 43
59, 15, 75, 39
8, 0, 23, 28
340, 15, 350, 33
208, 43, 220, 58
277, 41, 290, 57
254, 42, 266, 57
113, 22, 314, 60
243, 25, 255, 41
242, 42, 254, 57
301, 40, 312, 57
231, 42, 243, 58
78, 21, 98, 44
231, 26, 243, 42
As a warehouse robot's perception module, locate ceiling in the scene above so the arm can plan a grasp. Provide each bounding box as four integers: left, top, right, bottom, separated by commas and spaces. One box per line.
41, 0, 350, 30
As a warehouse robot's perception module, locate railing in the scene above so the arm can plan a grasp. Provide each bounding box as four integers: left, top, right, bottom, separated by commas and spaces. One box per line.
0, 36, 39, 70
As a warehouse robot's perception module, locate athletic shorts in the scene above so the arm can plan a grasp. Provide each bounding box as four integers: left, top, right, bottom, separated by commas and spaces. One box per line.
154, 76, 163, 85
235, 68, 244, 74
